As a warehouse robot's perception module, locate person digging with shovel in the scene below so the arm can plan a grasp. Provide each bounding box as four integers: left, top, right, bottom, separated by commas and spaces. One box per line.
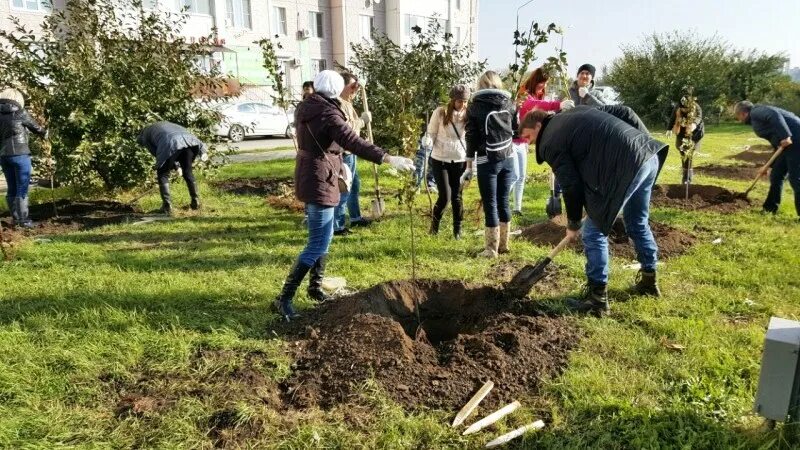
734, 101, 799, 219
518, 105, 669, 316
137, 121, 208, 215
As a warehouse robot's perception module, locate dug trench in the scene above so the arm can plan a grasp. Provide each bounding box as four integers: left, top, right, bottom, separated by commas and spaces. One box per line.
211, 177, 304, 212
277, 277, 579, 412
520, 215, 697, 260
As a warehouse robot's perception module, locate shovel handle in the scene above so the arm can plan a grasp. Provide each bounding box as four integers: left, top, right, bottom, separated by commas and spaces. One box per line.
548, 234, 575, 260
360, 86, 382, 202
745, 145, 787, 195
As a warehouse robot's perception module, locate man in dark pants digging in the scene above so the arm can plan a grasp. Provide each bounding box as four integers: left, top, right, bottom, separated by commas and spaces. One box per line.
734, 101, 799, 218
519, 106, 669, 315
138, 121, 208, 215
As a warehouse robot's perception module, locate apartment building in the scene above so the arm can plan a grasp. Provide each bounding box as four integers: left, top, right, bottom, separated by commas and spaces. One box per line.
1, 0, 479, 99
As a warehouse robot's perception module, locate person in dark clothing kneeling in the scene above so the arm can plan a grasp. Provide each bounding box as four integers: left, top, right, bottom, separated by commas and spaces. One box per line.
734, 101, 799, 218
137, 121, 208, 215
519, 106, 669, 315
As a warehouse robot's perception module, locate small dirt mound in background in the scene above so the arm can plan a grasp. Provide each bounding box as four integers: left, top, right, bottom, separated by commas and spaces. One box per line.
652, 184, 750, 212
1, 200, 140, 241
519, 216, 696, 259
695, 163, 760, 181
727, 145, 772, 165
213, 177, 304, 212
278, 279, 577, 411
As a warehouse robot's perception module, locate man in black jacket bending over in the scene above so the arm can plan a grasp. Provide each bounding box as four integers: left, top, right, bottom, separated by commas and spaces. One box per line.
519, 106, 669, 315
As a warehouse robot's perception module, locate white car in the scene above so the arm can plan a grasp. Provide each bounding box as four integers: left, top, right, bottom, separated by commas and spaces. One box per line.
213, 101, 294, 142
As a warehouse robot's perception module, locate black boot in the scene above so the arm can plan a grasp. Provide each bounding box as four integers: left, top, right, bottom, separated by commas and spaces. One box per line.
453, 221, 462, 240
307, 254, 332, 303
567, 282, 610, 317
273, 259, 312, 321
157, 177, 172, 216
16, 197, 33, 228
430, 215, 441, 235
630, 270, 661, 297
188, 181, 201, 210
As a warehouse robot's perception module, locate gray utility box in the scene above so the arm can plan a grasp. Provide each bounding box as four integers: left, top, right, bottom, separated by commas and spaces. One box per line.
755, 317, 800, 421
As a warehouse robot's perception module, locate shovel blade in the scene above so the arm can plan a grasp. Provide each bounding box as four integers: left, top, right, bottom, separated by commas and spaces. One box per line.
506, 258, 551, 297
545, 196, 562, 219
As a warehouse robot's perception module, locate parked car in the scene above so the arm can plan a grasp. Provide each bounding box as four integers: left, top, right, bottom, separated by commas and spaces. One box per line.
213, 101, 294, 142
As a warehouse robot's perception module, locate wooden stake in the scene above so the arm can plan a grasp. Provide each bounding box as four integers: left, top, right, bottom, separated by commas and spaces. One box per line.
463, 401, 521, 435
485, 420, 545, 448
452, 380, 494, 427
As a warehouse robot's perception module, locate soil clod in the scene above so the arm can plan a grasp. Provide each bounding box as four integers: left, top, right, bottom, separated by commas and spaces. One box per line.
652, 184, 751, 212
519, 216, 697, 259
276, 279, 578, 411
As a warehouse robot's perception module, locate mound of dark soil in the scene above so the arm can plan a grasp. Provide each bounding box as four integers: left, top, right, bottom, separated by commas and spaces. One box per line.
212, 177, 304, 212
652, 184, 751, 212
519, 216, 696, 260
727, 145, 772, 164
278, 279, 578, 411
1, 200, 140, 241
694, 163, 760, 181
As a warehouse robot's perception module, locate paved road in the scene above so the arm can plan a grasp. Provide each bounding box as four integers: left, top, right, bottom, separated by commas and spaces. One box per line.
0, 138, 296, 194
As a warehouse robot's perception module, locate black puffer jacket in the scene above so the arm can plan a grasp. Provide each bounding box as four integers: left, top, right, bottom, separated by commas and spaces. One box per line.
536, 106, 669, 235
465, 89, 517, 164
137, 121, 207, 169
0, 100, 46, 157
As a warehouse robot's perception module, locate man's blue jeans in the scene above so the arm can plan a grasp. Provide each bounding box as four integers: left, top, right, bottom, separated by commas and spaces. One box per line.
334, 154, 358, 231
582, 156, 660, 284
346, 154, 364, 222
299, 203, 334, 267
0, 154, 32, 208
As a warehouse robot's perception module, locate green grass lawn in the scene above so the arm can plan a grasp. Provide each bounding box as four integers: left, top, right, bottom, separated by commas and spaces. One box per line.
1, 123, 798, 448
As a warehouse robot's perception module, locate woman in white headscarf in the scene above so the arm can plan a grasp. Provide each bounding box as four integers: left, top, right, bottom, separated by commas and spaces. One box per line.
273, 70, 415, 321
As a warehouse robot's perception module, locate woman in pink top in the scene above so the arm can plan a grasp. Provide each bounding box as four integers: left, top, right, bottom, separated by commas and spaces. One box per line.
510, 68, 574, 214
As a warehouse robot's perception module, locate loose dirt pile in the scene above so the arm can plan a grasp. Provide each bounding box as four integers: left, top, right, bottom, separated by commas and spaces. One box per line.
1, 200, 140, 242
278, 279, 578, 411
727, 145, 772, 165
694, 163, 760, 181
519, 216, 697, 260
652, 184, 751, 212
212, 177, 304, 212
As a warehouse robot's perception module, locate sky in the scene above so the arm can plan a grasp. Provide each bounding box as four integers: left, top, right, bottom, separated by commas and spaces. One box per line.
477, 0, 800, 77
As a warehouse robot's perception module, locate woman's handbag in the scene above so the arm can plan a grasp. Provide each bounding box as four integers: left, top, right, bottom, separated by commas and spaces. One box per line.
305, 124, 353, 194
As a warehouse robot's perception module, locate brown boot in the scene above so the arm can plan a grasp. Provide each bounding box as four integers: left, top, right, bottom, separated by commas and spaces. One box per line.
630, 270, 661, 297
478, 226, 499, 258
498, 222, 510, 254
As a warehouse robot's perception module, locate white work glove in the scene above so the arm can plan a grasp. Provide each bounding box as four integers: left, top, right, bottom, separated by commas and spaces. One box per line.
176, 167, 183, 177
200, 152, 209, 162
665, 130, 674, 139
386, 155, 415, 172
560, 99, 575, 111
460, 160, 476, 184
422, 135, 433, 149
360, 111, 372, 126
578, 87, 588, 98
687, 123, 697, 133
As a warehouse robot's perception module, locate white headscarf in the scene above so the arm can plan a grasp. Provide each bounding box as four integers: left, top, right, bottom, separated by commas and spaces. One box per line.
0, 88, 25, 108
313, 70, 345, 99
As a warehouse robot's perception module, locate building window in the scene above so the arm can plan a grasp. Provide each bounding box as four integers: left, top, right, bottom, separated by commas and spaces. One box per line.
404, 14, 427, 38
309, 11, 324, 39
359, 15, 374, 43
456, 0, 461, 10
176, 0, 210, 14
453, 26, 461, 43
273, 6, 287, 35
11, 0, 50, 12
226, 0, 251, 29
311, 59, 327, 76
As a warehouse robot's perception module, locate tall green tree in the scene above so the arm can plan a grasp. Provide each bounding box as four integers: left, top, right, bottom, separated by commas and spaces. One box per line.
0, 0, 229, 190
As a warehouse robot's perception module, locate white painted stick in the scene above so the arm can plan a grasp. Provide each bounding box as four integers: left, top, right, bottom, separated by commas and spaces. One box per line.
451, 380, 494, 427
484, 420, 545, 448
463, 401, 521, 435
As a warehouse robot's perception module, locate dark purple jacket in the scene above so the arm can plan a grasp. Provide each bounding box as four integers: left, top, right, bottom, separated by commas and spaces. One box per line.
294, 94, 386, 206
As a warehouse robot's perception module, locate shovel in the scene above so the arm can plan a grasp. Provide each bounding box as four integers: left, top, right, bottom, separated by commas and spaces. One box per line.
545, 172, 562, 218
359, 86, 385, 219
506, 234, 574, 298
743, 144, 788, 197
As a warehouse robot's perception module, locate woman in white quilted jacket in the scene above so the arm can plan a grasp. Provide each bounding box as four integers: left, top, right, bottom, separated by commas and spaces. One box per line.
424, 85, 470, 239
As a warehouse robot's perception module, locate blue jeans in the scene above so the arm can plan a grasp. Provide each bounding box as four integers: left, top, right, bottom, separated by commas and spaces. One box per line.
477, 157, 515, 227
414, 142, 436, 188
582, 156, 660, 284
510, 143, 528, 211
763, 146, 800, 216
346, 155, 363, 222
299, 203, 335, 267
334, 154, 358, 231
1, 154, 32, 207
